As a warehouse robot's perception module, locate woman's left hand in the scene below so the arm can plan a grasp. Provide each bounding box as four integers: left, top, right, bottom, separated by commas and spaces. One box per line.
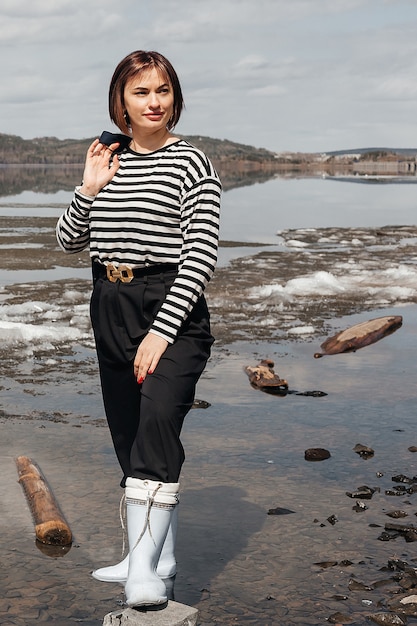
134, 333, 169, 383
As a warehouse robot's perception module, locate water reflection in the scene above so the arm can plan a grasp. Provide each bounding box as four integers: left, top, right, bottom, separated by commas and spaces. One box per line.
220, 175, 417, 242
0, 164, 280, 198
0, 165, 84, 197
2, 166, 417, 245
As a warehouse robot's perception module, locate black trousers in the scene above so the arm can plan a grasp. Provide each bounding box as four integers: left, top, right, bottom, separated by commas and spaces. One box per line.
90, 265, 214, 486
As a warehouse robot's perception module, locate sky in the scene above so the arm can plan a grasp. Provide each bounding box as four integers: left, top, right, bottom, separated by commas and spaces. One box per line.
2, 0, 417, 153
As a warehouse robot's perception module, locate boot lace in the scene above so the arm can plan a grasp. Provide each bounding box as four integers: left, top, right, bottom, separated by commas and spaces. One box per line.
131, 483, 163, 551
119, 493, 127, 557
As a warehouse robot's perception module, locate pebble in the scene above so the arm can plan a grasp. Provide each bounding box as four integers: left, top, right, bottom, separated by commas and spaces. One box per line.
304, 447, 331, 461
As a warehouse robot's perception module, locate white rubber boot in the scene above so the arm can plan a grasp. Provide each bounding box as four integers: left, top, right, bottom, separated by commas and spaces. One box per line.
124, 477, 179, 607
91, 507, 178, 582
155, 505, 178, 578
92, 553, 129, 583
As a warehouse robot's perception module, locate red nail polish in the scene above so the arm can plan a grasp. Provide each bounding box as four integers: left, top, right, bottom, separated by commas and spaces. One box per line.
137, 376, 144, 384
148, 369, 153, 375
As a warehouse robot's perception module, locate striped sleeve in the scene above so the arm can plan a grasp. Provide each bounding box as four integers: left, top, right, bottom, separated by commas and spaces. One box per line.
150, 171, 221, 342
56, 188, 94, 253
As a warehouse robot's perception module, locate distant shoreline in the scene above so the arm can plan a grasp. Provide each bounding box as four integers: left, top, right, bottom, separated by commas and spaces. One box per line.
1, 156, 416, 180
1, 131, 417, 194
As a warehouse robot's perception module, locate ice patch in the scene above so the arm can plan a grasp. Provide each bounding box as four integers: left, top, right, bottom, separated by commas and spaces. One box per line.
0, 296, 92, 353
286, 239, 309, 248
249, 264, 417, 304
285, 271, 345, 296
288, 325, 315, 335
0, 320, 86, 345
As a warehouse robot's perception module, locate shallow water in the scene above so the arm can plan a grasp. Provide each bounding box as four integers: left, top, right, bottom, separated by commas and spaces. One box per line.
2, 313, 417, 625
0, 174, 417, 624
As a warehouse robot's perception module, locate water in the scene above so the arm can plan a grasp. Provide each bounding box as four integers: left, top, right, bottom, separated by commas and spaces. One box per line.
1, 171, 417, 625
220, 175, 417, 241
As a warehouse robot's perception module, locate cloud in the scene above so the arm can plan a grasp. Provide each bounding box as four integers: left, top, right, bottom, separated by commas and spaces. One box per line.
1, 0, 417, 151
0, 1, 125, 44
0, 74, 52, 105
1, 0, 75, 17
235, 56, 271, 73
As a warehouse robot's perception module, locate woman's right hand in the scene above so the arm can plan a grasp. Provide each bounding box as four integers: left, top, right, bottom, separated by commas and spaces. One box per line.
79, 139, 121, 197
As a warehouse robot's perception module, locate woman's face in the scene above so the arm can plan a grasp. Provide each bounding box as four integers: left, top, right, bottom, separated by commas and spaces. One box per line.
123, 67, 174, 135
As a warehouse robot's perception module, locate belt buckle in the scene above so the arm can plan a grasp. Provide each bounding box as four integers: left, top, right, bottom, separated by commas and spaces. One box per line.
106, 263, 134, 283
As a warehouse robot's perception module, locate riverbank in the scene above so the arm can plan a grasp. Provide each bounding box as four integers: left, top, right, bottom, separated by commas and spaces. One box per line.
1, 307, 417, 625
0, 183, 417, 624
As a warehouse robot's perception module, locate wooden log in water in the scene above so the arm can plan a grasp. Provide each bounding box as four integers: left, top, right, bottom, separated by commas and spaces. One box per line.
244, 359, 288, 392
314, 315, 403, 358
15, 455, 72, 546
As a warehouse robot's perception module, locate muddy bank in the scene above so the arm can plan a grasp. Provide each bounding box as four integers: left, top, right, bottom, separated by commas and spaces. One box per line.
1, 213, 417, 623
1, 319, 417, 624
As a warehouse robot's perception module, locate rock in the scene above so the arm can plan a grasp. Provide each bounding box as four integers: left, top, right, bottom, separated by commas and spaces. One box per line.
191, 399, 211, 409
352, 500, 368, 512
346, 485, 376, 499
388, 594, 417, 617
400, 595, 417, 605
379, 522, 417, 543
327, 611, 354, 623
405, 529, 417, 542
353, 443, 374, 458
378, 530, 400, 542
392, 474, 414, 484
304, 447, 331, 461
348, 578, 374, 591
366, 613, 407, 625
314, 315, 402, 358
385, 521, 417, 533
103, 602, 199, 626
398, 575, 417, 592
267, 507, 295, 515
244, 359, 288, 393
386, 510, 409, 519
386, 558, 411, 571
398, 596, 417, 617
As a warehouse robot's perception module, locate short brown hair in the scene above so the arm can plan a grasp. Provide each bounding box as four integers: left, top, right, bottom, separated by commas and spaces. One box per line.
109, 50, 184, 134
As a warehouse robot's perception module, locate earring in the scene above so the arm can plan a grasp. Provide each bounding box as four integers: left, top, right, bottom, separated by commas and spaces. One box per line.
123, 111, 130, 127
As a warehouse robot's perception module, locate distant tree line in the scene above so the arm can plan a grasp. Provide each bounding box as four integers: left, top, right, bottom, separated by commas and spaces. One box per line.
2, 133, 413, 196
0, 132, 278, 165
0, 134, 91, 164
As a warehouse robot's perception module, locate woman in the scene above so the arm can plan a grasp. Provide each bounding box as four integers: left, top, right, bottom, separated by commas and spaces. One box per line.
56, 50, 221, 607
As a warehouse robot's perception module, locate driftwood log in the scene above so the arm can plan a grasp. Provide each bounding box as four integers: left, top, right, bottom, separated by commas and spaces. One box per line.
244, 359, 288, 393
16, 456, 72, 546
314, 315, 403, 358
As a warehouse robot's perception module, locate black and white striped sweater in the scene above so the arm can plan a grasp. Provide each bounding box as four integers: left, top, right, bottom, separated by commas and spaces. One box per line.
56, 139, 221, 343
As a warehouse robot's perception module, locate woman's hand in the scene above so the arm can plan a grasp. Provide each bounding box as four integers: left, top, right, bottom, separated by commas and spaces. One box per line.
79, 139, 121, 197
134, 333, 169, 384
